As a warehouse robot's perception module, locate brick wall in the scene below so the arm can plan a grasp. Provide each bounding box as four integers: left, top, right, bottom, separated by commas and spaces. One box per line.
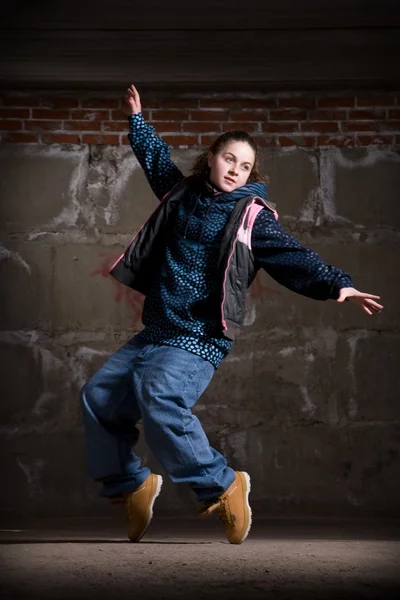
0, 91, 399, 148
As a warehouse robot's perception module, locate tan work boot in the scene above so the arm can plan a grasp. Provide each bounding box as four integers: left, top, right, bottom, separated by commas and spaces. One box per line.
110, 473, 163, 542
199, 471, 252, 544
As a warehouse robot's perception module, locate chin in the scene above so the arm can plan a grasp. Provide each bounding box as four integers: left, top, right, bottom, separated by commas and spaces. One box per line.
220, 180, 237, 191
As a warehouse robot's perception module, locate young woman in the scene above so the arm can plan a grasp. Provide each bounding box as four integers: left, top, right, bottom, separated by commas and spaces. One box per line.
80, 85, 383, 545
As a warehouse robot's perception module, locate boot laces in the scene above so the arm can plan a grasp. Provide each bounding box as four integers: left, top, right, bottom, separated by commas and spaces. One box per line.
200, 497, 234, 525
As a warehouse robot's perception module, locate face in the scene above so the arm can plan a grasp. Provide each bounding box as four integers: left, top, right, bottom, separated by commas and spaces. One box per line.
207, 141, 255, 192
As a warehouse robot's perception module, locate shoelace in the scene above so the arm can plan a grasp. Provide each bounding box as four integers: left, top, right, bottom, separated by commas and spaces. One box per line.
199, 497, 234, 525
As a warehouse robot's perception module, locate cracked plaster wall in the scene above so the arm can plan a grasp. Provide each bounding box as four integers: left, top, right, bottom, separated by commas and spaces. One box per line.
1, 141, 399, 518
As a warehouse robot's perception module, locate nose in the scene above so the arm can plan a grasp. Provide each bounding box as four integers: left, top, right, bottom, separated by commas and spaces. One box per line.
229, 164, 238, 176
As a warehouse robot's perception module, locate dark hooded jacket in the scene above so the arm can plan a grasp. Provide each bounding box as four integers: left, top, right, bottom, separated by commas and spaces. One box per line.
110, 175, 278, 340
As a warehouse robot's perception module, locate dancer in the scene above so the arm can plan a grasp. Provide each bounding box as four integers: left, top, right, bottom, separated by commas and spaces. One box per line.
81, 84, 383, 544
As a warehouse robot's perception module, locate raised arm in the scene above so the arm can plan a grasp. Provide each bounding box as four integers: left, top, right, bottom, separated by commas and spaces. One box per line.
251, 209, 383, 315
122, 84, 184, 200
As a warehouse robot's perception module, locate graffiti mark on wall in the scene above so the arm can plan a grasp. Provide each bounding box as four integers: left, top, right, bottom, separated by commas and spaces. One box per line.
243, 273, 282, 326
91, 252, 144, 327
248, 273, 282, 301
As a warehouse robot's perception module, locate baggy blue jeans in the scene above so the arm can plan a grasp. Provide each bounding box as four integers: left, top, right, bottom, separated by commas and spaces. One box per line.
80, 336, 236, 501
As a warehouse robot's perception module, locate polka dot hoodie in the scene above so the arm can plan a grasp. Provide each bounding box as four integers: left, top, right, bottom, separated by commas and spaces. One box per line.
127, 113, 353, 368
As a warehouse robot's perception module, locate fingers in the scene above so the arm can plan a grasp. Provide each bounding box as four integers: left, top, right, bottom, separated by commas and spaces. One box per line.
128, 84, 139, 99
366, 300, 384, 310
367, 306, 381, 314
357, 292, 381, 300
363, 299, 383, 314
338, 289, 384, 315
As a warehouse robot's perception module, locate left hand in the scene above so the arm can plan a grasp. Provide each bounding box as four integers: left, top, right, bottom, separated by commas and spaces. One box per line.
337, 287, 383, 315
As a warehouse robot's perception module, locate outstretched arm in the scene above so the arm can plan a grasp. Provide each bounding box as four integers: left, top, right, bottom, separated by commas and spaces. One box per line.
251, 209, 383, 315
122, 84, 184, 201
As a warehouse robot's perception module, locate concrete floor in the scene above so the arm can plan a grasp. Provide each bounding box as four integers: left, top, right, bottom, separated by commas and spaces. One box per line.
1, 517, 400, 599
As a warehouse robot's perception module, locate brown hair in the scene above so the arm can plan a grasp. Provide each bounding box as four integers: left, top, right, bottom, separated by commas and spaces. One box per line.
191, 130, 269, 185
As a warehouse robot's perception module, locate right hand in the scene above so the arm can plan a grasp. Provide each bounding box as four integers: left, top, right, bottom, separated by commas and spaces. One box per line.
122, 84, 142, 116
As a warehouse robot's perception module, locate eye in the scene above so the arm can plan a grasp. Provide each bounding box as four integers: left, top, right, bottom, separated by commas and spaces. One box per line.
243, 165, 250, 171
225, 156, 233, 162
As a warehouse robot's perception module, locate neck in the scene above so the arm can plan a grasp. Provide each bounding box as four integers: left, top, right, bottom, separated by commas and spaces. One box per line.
205, 176, 223, 194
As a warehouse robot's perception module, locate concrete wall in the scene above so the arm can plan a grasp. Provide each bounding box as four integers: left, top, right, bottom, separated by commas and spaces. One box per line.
1, 90, 399, 518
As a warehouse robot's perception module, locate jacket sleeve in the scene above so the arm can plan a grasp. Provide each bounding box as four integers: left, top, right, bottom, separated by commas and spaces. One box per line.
251, 209, 354, 300
127, 113, 185, 201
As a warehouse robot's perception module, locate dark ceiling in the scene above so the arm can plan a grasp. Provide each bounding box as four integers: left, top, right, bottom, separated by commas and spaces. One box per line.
1, 0, 399, 90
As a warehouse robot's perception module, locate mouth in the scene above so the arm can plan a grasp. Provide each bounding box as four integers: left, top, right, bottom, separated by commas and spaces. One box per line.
224, 176, 236, 184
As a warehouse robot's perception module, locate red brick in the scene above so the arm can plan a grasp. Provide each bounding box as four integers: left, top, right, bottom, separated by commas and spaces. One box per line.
183, 122, 221, 133
111, 108, 130, 120
82, 134, 119, 145
278, 136, 316, 147
318, 97, 355, 108
270, 109, 307, 121
356, 134, 393, 146
388, 109, 400, 119
134, 95, 159, 110
229, 111, 266, 122
102, 121, 131, 132
308, 110, 347, 121
317, 135, 355, 147
32, 109, 70, 119
279, 97, 316, 109
111, 109, 150, 121
240, 99, 277, 109
348, 109, 386, 120
0, 120, 23, 130
161, 99, 198, 108
0, 108, 30, 118
71, 110, 109, 120
199, 98, 239, 109
300, 136, 317, 147
1, 132, 39, 143
357, 95, 396, 107
278, 137, 296, 147
200, 98, 275, 109
190, 110, 229, 121
262, 122, 298, 133
378, 121, 400, 131
81, 99, 120, 109
2, 96, 40, 107
42, 133, 80, 144
342, 121, 377, 132
221, 122, 258, 133
199, 134, 219, 146
253, 135, 277, 147
159, 134, 197, 146
25, 120, 63, 131
64, 121, 101, 131
148, 121, 181, 132
151, 110, 190, 121
41, 97, 79, 109
300, 122, 340, 133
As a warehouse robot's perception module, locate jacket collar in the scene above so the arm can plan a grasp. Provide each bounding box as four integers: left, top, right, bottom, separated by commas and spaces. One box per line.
204, 177, 267, 201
